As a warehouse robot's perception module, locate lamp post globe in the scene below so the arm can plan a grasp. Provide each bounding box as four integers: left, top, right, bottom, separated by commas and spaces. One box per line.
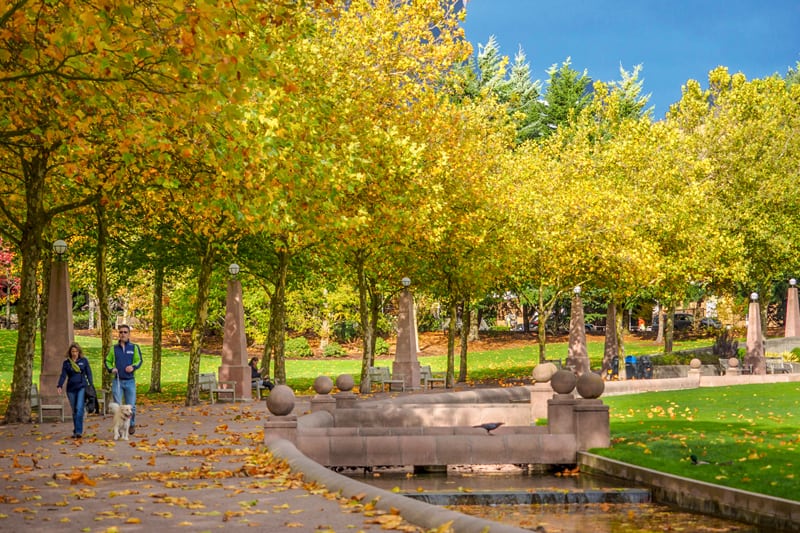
52, 240, 68, 256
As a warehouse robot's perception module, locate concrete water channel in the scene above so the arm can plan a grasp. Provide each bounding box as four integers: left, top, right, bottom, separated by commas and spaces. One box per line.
344, 465, 759, 532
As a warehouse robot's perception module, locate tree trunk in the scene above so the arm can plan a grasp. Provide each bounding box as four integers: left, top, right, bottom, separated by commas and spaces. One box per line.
94, 203, 113, 391
185, 242, 215, 406
356, 257, 373, 394
3, 149, 50, 424
2, 228, 42, 424
446, 300, 457, 387
458, 301, 470, 383
602, 301, 618, 376
536, 288, 548, 362
369, 284, 380, 362
615, 304, 626, 360
665, 303, 676, 354
655, 304, 665, 344
263, 248, 289, 384
261, 282, 275, 378
149, 264, 164, 393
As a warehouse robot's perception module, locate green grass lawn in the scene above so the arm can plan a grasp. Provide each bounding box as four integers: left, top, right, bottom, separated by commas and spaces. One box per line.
600, 384, 800, 501
1, 329, 796, 502
0, 329, 710, 404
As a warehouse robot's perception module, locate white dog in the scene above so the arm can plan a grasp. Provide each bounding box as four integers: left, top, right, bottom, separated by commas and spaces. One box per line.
109, 402, 133, 441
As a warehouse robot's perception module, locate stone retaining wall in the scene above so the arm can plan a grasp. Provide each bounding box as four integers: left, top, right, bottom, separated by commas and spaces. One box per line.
579, 452, 800, 531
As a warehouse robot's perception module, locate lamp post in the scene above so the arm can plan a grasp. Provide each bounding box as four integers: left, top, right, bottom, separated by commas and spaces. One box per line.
566, 285, 589, 376
220, 263, 250, 401
393, 277, 421, 390
41, 240, 74, 400
786, 279, 799, 338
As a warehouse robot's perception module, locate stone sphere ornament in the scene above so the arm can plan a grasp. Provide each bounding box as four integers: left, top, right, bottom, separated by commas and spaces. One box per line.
313, 375, 334, 395
690, 358, 702, 369
335, 374, 355, 392
266, 385, 295, 416
728, 357, 740, 368
551, 369, 578, 394
576, 372, 604, 399
532, 362, 558, 383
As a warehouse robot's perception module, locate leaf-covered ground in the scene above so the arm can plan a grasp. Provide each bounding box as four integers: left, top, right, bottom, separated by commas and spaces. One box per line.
0, 401, 434, 532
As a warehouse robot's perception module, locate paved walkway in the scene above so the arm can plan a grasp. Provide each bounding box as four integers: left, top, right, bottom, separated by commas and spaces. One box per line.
0, 398, 434, 532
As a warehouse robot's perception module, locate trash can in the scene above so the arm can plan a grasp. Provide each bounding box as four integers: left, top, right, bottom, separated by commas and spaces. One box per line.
638, 355, 653, 379
606, 355, 620, 380
625, 355, 637, 379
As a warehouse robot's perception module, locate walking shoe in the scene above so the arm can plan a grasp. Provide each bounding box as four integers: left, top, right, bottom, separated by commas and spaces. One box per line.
128, 426, 135, 435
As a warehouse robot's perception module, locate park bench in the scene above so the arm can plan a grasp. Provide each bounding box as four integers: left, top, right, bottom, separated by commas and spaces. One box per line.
198, 372, 237, 403
368, 366, 405, 392
96, 387, 113, 418
420, 365, 446, 389
252, 377, 271, 400
766, 356, 792, 374
31, 383, 65, 422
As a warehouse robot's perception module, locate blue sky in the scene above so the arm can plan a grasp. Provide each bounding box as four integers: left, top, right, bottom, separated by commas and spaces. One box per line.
461, 1, 800, 119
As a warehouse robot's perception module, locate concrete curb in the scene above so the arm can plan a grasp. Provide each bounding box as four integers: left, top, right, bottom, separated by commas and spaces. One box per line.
578, 452, 800, 531
266, 436, 528, 533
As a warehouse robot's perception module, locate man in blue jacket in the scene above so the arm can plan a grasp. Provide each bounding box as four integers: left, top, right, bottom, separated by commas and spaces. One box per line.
105, 325, 143, 435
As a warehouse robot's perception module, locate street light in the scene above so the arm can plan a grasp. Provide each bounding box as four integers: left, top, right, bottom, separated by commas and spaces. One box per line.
791, 279, 797, 287
573, 285, 581, 295
228, 263, 240, 278
52, 240, 67, 259
401, 277, 411, 288
751, 292, 759, 301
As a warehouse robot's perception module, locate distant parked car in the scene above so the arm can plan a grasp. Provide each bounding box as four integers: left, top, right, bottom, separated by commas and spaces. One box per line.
651, 313, 694, 331
698, 317, 722, 329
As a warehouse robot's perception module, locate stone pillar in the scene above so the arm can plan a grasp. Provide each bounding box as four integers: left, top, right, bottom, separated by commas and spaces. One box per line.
786, 280, 800, 337
547, 394, 577, 434
334, 374, 357, 409
530, 382, 552, 421
574, 399, 610, 450
265, 385, 298, 444
393, 287, 421, 390
688, 358, 702, 384
41, 256, 73, 410
530, 362, 559, 421
565, 287, 590, 376
219, 277, 250, 401
745, 293, 766, 374
310, 376, 337, 413
726, 357, 741, 376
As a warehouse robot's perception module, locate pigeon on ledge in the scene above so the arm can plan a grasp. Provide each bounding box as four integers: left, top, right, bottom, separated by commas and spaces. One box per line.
473, 422, 504, 435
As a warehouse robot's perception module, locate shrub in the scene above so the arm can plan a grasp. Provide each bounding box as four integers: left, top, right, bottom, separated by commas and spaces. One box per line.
375, 337, 390, 355
323, 342, 346, 358
285, 337, 313, 358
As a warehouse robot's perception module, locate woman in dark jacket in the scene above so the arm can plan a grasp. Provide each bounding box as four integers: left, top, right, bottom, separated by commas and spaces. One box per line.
57, 342, 93, 439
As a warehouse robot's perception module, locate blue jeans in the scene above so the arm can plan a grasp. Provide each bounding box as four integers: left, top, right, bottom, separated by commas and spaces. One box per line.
112, 378, 137, 428
66, 387, 86, 436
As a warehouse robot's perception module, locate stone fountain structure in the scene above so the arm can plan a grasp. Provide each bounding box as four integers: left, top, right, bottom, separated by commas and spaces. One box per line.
264, 366, 610, 469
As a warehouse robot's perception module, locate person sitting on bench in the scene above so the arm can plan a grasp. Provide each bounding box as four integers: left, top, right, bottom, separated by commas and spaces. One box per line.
249, 357, 274, 392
